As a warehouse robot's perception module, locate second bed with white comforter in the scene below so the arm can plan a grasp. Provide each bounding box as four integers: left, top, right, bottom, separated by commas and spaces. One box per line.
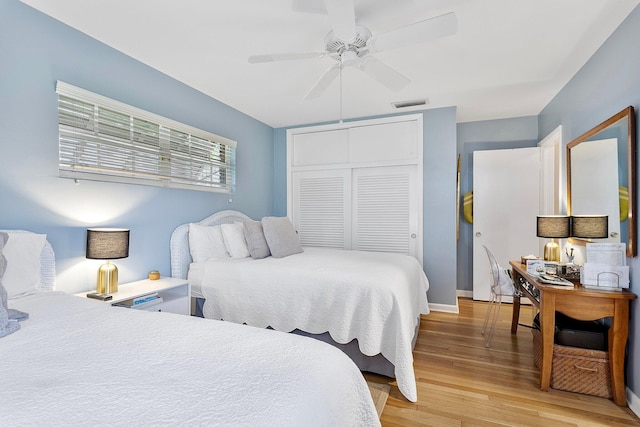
189, 246, 430, 402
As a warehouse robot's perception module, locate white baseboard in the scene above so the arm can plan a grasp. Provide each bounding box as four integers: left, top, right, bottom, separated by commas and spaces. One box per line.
427, 291, 470, 313
455, 289, 534, 306
428, 302, 459, 314
628, 387, 640, 418
457, 290, 473, 299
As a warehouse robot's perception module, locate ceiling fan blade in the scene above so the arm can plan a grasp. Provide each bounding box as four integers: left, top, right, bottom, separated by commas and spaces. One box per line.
360, 57, 410, 92
323, 0, 356, 41
248, 52, 326, 64
305, 64, 341, 99
369, 11, 457, 53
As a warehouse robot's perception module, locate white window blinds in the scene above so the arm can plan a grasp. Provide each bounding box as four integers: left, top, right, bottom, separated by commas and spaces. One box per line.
56, 81, 236, 193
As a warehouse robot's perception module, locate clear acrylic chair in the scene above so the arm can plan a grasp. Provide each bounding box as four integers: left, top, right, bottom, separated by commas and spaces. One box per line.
481, 245, 521, 347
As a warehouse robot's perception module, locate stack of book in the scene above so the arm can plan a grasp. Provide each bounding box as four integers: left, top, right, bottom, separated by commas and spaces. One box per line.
114, 292, 164, 309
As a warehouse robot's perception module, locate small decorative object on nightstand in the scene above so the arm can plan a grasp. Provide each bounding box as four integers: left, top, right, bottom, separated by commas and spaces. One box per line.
86, 228, 130, 294
148, 270, 160, 280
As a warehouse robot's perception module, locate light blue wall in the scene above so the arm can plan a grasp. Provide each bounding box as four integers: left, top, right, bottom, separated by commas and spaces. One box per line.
456, 116, 539, 292
0, 0, 274, 293
538, 4, 640, 401
423, 107, 458, 306
274, 107, 459, 307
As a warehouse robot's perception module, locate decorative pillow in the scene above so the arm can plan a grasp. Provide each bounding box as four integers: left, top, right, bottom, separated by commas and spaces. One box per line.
261, 217, 303, 258
188, 223, 229, 263
220, 222, 250, 258
3, 232, 46, 299
243, 220, 271, 259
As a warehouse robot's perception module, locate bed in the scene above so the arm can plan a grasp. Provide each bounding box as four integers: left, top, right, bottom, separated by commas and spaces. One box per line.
0, 230, 380, 426
170, 210, 430, 402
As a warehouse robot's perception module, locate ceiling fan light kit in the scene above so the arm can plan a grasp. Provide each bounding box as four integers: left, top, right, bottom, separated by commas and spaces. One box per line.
247, 0, 457, 103
324, 25, 371, 61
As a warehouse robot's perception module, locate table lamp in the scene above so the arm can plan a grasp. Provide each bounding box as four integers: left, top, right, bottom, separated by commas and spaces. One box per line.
86, 228, 130, 294
571, 215, 608, 239
536, 215, 570, 262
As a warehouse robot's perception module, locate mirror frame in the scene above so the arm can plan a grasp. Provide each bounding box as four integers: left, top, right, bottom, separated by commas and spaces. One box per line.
567, 106, 637, 257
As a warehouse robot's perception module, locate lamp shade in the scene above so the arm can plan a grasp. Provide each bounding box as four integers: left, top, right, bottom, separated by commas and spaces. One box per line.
536, 216, 571, 238
86, 228, 130, 260
571, 215, 608, 238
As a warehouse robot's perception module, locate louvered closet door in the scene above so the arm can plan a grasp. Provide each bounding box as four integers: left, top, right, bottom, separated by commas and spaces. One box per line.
352, 165, 419, 257
292, 169, 351, 248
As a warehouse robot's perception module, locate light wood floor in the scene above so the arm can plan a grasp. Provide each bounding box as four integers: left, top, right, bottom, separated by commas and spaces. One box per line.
365, 298, 640, 427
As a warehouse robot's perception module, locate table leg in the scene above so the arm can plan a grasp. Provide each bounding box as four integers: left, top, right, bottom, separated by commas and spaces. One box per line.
539, 292, 555, 391
609, 300, 630, 406
511, 288, 521, 334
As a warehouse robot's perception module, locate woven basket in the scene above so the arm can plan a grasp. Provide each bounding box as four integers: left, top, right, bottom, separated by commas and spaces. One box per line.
532, 328, 542, 369
532, 329, 612, 398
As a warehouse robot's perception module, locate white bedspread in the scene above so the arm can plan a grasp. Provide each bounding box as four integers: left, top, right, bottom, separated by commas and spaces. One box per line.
1, 292, 379, 426
196, 247, 430, 402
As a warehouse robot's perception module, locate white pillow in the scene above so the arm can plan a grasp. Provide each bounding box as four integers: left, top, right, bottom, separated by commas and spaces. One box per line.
188, 223, 229, 263
3, 233, 46, 298
220, 222, 250, 258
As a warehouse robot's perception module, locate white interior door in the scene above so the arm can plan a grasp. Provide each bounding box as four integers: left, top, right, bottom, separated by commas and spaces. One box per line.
538, 127, 563, 257
473, 148, 541, 301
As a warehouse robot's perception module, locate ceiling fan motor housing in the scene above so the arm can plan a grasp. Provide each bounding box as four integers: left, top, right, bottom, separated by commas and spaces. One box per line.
325, 25, 372, 65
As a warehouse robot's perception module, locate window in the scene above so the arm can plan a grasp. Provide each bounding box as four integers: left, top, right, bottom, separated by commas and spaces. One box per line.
56, 81, 236, 193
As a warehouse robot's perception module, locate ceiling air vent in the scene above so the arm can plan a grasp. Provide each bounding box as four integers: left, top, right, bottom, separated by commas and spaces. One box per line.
392, 98, 428, 109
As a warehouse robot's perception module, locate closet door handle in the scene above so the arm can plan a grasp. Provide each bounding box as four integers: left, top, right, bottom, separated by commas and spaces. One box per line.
476, 232, 482, 237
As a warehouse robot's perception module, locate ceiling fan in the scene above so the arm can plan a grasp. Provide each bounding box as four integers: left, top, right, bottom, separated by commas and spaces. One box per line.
248, 0, 457, 99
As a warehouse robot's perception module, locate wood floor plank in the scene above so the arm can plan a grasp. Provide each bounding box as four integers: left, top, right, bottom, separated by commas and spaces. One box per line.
366, 298, 640, 427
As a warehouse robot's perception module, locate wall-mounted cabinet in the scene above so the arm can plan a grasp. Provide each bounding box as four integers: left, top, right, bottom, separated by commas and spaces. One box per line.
287, 114, 423, 263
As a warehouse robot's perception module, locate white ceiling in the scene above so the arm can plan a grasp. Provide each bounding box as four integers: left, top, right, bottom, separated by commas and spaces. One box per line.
20, 0, 640, 128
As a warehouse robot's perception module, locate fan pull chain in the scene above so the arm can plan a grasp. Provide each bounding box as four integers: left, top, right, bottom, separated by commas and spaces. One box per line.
339, 63, 344, 123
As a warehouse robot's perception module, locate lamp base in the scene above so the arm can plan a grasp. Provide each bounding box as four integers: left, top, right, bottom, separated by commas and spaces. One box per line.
97, 261, 118, 294
543, 242, 560, 262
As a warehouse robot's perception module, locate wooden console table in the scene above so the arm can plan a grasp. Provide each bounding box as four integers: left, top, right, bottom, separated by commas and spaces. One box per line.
509, 261, 637, 406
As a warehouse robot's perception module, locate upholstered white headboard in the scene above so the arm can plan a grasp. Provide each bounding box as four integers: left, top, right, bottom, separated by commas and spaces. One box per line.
0, 230, 56, 291
170, 210, 253, 280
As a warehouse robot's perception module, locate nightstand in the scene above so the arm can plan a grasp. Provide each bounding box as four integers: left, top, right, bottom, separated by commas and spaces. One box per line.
76, 277, 191, 315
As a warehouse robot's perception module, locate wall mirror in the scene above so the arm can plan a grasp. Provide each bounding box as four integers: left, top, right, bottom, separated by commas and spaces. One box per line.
567, 106, 636, 257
